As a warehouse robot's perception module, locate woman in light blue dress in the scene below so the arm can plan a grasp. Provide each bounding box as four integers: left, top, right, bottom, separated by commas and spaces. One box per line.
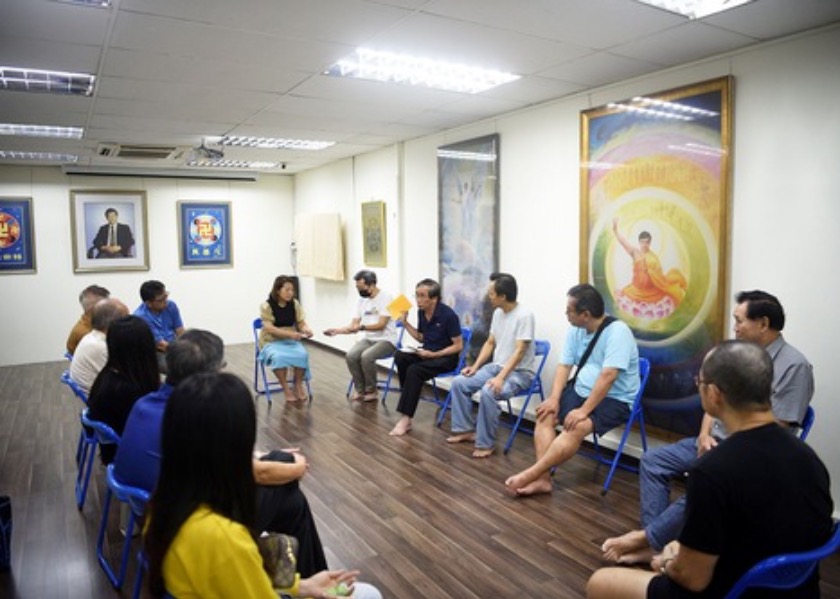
258, 276, 313, 402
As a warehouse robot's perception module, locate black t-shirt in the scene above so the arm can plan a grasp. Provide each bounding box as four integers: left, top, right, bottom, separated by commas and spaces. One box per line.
649, 423, 833, 599
88, 369, 150, 464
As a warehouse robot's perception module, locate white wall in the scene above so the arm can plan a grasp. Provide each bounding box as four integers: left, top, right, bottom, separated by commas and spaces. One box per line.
296, 26, 840, 508
0, 167, 296, 366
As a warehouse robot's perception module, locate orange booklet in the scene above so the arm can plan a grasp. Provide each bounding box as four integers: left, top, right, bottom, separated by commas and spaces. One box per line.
387, 294, 413, 320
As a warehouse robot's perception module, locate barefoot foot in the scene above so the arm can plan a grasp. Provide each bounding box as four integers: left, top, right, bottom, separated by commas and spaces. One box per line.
472, 447, 495, 459
389, 417, 413, 436
446, 432, 476, 444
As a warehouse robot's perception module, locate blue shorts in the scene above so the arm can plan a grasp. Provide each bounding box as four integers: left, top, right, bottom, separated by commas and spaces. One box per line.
558, 384, 630, 436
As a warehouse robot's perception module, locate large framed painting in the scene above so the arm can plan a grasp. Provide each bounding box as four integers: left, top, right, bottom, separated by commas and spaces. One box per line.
70, 190, 149, 273
177, 201, 233, 269
438, 134, 500, 362
580, 77, 732, 427
0, 197, 36, 274
361, 200, 387, 267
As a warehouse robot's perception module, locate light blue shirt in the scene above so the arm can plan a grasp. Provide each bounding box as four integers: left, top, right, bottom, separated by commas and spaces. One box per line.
560, 318, 639, 404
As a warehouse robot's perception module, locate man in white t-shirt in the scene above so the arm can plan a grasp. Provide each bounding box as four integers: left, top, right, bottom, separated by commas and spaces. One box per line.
325, 269, 397, 401
70, 297, 129, 393
446, 273, 536, 458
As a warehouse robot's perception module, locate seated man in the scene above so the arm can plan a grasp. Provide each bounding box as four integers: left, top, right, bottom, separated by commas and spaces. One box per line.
324, 269, 397, 401
133, 280, 185, 374
390, 278, 463, 436
69, 297, 128, 393
505, 283, 639, 495
602, 290, 814, 565
66, 284, 109, 355
587, 341, 832, 599
446, 272, 535, 458
114, 329, 328, 576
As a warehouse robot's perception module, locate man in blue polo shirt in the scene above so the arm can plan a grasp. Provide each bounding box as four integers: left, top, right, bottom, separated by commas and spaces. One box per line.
134, 280, 185, 373
505, 283, 639, 496
390, 278, 463, 436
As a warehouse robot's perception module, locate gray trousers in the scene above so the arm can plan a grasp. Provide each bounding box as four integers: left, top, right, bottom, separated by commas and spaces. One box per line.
346, 339, 395, 393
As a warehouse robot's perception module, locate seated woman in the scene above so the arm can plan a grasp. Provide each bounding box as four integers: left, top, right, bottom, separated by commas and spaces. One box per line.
258, 275, 313, 402
144, 372, 382, 598
87, 315, 159, 464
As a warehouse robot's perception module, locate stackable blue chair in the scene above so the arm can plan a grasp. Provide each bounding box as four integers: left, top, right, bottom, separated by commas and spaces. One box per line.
96, 464, 150, 589
799, 405, 815, 440
76, 409, 119, 510
344, 321, 406, 401
500, 340, 551, 454
61, 370, 91, 466
723, 520, 840, 598
589, 356, 651, 495
252, 318, 313, 405
421, 326, 473, 412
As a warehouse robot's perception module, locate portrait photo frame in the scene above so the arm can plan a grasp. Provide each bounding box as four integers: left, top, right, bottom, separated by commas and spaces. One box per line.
437, 133, 500, 361
177, 201, 233, 269
361, 200, 387, 267
70, 190, 149, 273
580, 76, 732, 411
0, 197, 36, 274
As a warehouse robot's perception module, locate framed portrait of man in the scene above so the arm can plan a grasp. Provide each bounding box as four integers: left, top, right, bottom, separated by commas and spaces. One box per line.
70, 190, 149, 273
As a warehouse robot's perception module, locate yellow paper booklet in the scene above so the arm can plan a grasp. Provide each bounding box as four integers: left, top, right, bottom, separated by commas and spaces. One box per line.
387, 294, 413, 320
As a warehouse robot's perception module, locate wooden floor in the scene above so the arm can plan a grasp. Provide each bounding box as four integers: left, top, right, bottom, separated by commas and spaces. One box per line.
1, 342, 839, 598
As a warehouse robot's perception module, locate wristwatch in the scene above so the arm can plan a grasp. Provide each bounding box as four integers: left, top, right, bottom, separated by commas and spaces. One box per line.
359, 324, 366, 331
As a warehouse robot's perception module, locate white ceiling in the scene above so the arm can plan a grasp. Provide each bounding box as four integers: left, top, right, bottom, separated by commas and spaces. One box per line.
2, 0, 839, 175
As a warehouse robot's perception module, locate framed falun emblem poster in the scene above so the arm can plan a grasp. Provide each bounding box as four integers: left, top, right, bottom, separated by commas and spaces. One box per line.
177, 201, 233, 269
0, 197, 36, 274
580, 77, 732, 419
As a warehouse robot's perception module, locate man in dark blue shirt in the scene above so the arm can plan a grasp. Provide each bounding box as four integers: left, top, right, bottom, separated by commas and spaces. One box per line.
390, 278, 463, 436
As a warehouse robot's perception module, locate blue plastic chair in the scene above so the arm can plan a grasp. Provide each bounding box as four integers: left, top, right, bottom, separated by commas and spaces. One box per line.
76, 409, 119, 510
589, 356, 651, 495
422, 326, 473, 412
344, 321, 406, 401
96, 464, 151, 589
61, 370, 91, 466
500, 340, 551, 454
723, 520, 840, 598
252, 317, 313, 405
799, 405, 815, 440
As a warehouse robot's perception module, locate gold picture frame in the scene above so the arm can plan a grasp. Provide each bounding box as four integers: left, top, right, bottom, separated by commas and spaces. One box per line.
580, 76, 732, 409
361, 200, 387, 267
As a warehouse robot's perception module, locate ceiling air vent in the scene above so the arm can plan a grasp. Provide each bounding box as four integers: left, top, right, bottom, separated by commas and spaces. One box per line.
96, 143, 185, 160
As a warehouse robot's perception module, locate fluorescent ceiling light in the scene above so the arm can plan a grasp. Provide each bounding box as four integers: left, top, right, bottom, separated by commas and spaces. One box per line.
0, 150, 78, 162
187, 159, 278, 170
50, 0, 111, 7
326, 48, 520, 94
0, 66, 96, 96
607, 96, 719, 121
218, 136, 334, 151
0, 123, 84, 139
436, 149, 497, 162
633, 0, 755, 19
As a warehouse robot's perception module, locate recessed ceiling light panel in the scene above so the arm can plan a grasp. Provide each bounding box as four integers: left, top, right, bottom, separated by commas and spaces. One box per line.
326, 48, 520, 94
633, 0, 755, 19
0, 66, 96, 96
0, 123, 84, 139
0, 150, 78, 162
218, 136, 334, 151
187, 159, 278, 169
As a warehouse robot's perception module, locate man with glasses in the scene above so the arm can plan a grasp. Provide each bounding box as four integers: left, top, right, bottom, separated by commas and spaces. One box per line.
587, 340, 831, 599
601, 289, 814, 565
504, 283, 638, 491
134, 280, 185, 373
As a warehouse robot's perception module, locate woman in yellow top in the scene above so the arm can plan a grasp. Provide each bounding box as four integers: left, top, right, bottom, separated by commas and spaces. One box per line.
143, 372, 374, 598
612, 219, 687, 309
